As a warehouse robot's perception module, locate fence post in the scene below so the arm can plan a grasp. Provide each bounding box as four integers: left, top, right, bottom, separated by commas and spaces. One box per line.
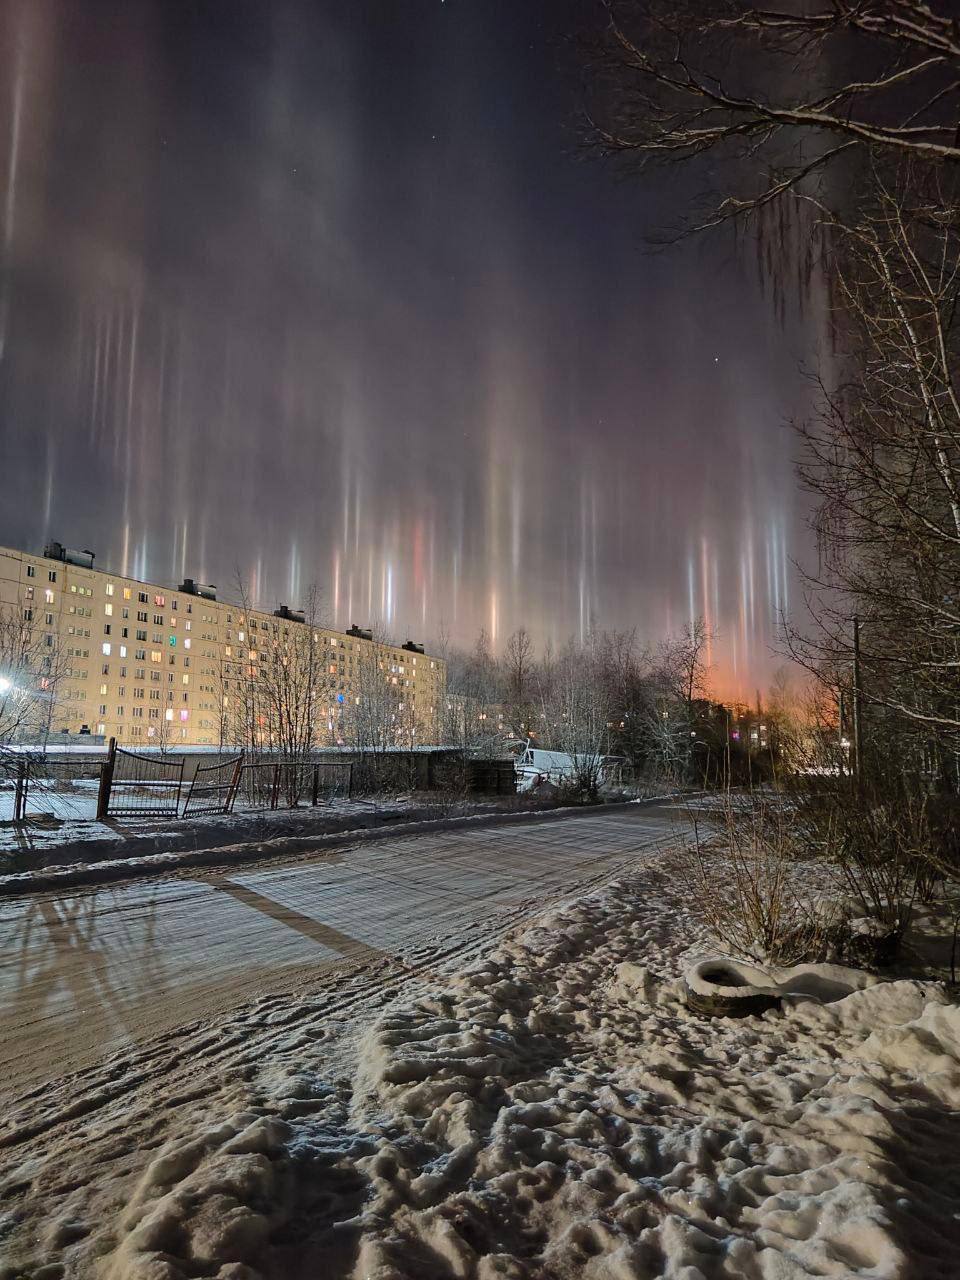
311, 762, 320, 808
173, 756, 184, 817
347, 761, 353, 800
13, 757, 27, 822
96, 737, 117, 820
270, 761, 281, 810
224, 751, 244, 814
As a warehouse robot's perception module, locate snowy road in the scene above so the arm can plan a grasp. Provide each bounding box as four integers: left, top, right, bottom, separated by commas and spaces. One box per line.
0, 802, 687, 1095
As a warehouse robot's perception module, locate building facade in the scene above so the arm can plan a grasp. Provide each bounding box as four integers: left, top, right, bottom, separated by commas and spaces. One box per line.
0, 542, 446, 748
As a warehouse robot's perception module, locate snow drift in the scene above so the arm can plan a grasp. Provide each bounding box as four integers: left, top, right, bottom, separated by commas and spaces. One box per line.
43, 871, 960, 1278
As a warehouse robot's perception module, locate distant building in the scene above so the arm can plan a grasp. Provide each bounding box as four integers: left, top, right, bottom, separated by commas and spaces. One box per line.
0, 541, 446, 747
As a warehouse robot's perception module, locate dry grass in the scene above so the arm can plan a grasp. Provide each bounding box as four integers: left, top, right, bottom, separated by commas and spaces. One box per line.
682, 792, 831, 965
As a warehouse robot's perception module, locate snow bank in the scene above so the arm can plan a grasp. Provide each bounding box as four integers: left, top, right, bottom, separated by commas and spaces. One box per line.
84, 873, 960, 1278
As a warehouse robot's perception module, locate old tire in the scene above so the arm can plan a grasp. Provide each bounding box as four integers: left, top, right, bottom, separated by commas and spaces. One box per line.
684, 958, 782, 1018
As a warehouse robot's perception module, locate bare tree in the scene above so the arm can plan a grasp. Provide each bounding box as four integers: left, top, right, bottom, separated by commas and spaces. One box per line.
344, 624, 407, 789
260, 587, 330, 805
503, 627, 534, 739
442, 629, 504, 752
0, 609, 60, 740
789, 168, 960, 778
216, 572, 268, 763
584, 628, 656, 770
581, 2, 960, 812
646, 619, 713, 782
536, 635, 611, 799
0, 605, 65, 787
584, 1, 960, 233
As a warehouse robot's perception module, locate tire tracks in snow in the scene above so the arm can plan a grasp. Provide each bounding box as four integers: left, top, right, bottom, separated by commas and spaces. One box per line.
0, 825, 672, 1266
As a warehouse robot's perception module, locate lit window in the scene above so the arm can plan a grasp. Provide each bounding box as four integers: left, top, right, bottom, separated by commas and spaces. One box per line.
100, 684, 108, 696
105, 583, 114, 596
45, 589, 55, 604
102, 642, 111, 656
96, 723, 105, 735
151, 651, 162, 663
179, 709, 189, 722
119, 645, 127, 658
105, 603, 113, 616
182, 675, 189, 685
165, 708, 173, 721
238, 631, 245, 642
169, 635, 176, 646
123, 587, 131, 600
184, 637, 191, 650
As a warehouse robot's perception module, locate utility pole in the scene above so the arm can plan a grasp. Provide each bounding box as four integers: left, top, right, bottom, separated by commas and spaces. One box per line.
852, 616, 863, 791
838, 688, 845, 779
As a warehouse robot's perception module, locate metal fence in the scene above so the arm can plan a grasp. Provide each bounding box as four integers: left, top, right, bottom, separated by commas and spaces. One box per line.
350, 753, 419, 796
181, 754, 243, 817
236, 761, 281, 812
312, 761, 353, 804
6, 752, 107, 822
99, 742, 184, 818
3, 744, 508, 828
234, 759, 353, 812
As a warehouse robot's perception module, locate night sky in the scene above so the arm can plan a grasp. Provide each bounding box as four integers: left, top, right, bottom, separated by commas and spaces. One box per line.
0, 0, 821, 695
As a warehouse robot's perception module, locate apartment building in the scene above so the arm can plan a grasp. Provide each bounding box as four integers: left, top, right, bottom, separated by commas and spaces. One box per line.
0, 541, 446, 748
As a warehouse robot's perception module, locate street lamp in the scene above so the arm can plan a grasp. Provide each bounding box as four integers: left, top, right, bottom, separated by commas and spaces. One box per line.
0, 676, 13, 696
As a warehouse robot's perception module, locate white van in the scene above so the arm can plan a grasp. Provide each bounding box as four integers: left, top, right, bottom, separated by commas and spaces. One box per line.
514, 742, 624, 792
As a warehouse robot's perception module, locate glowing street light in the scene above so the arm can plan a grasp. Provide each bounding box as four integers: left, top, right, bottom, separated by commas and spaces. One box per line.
0, 676, 13, 696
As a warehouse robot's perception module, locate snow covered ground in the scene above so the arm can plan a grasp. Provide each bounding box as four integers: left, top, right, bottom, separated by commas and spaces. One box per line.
0, 786, 418, 858
2, 832, 959, 1279
0, 784, 607, 875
